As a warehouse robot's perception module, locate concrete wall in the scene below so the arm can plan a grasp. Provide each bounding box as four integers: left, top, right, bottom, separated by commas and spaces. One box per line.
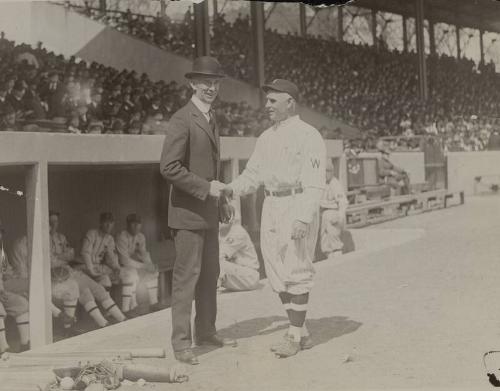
358, 151, 426, 185
447, 151, 500, 195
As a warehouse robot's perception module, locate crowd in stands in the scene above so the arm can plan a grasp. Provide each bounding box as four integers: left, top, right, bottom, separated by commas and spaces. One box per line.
3, 3, 500, 150
77, 5, 500, 151
0, 32, 269, 136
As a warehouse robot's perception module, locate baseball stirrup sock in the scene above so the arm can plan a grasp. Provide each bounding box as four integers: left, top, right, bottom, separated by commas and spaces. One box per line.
146, 280, 159, 305
279, 292, 293, 318
51, 303, 62, 317
0, 317, 8, 351
63, 299, 78, 319
121, 282, 134, 312
288, 293, 309, 328
102, 298, 125, 322
84, 300, 108, 327
15, 313, 30, 345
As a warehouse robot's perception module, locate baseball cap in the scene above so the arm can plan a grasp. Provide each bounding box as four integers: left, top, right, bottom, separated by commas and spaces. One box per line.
99, 212, 114, 223
126, 213, 142, 224
262, 79, 299, 101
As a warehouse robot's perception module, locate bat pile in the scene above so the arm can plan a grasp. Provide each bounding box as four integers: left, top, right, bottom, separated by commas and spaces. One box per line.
0, 348, 189, 390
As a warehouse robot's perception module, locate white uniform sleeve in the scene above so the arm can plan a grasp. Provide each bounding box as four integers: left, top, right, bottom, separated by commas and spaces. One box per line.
296, 131, 327, 224
230, 136, 265, 196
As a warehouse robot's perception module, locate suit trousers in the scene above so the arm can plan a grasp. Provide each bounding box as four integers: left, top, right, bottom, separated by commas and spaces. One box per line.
171, 228, 220, 352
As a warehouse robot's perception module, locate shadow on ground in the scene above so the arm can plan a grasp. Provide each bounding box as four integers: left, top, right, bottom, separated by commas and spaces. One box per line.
194, 315, 362, 356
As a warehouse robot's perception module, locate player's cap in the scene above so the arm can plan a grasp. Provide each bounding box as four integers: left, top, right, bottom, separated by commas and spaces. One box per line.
262, 79, 299, 101
99, 212, 114, 223
126, 213, 141, 224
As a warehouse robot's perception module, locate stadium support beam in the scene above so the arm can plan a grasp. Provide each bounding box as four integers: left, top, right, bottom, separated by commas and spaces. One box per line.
193, 0, 210, 57
429, 19, 436, 56
213, 0, 218, 19
479, 29, 485, 64
299, 3, 307, 37
337, 6, 344, 41
160, 0, 167, 17
415, 0, 428, 100
402, 15, 408, 52
26, 162, 52, 347
456, 25, 461, 59
251, 1, 265, 93
371, 9, 377, 47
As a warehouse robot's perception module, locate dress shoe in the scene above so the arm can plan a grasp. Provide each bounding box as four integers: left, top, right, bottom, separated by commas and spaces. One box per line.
174, 349, 199, 365
196, 334, 237, 348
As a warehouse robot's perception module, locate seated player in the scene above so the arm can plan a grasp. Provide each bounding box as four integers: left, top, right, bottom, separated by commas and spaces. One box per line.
320, 159, 348, 259
218, 218, 260, 292
377, 140, 410, 195
79, 212, 123, 290
6, 235, 78, 334
0, 221, 30, 353
50, 211, 125, 327
115, 214, 162, 316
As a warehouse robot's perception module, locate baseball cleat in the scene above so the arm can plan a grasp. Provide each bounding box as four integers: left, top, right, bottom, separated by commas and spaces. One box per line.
274, 337, 301, 358
270, 333, 313, 352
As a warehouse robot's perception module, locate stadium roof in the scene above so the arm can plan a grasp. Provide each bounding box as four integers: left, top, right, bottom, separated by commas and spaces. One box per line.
353, 0, 500, 33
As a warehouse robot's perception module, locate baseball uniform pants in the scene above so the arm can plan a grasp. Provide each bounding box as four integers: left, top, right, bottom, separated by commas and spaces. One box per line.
220, 260, 260, 291
260, 194, 319, 295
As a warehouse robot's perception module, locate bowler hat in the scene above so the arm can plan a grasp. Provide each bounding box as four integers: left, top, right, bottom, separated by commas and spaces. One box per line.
262, 79, 299, 101
185, 56, 226, 80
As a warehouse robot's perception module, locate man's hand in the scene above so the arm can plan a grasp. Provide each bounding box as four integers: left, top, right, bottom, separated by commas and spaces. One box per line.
291, 220, 308, 240
221, 184, 234, 199
209, 180, 225, 197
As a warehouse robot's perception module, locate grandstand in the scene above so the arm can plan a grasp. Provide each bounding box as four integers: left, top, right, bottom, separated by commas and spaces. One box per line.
0, 1, 500, 389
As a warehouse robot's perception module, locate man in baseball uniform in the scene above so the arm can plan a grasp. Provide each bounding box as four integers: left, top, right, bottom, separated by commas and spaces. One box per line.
218, 219, 260, 292
78, 212, 126, 323
320, 159, 348, 258
0, 221, 30, 353
7, 234, 80, 334
222, 79, 326, 358
50, 211, 125, 328
115, 213, 161, 315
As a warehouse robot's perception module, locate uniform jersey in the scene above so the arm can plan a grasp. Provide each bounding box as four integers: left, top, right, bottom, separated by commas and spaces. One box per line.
321, 177, 348, 215
231, 115, 326, 224
9, 236, 29, 279
50, 232, 74, 267
219, 224, 259, 271
115, 230, 151, 267
81, 229, 119, 269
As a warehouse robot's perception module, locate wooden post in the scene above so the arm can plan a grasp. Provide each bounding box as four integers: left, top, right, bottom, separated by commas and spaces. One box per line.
456, 25, 461, 59
25, 162, 52, 347
193, 0, 210, 57
479, 29, 484, 65
250, 1, 265, 92
299, 3, 307, 37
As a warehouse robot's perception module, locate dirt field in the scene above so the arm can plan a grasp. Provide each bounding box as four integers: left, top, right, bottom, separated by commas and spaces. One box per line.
28, 196, 500, 390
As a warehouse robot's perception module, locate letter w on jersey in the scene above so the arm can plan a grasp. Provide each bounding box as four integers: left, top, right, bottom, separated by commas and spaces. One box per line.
311, 158, 320, 169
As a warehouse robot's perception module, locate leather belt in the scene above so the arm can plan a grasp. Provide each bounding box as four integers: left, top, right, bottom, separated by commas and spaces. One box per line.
264, 187, 303, 197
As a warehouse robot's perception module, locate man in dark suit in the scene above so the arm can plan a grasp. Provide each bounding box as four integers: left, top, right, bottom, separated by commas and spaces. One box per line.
160, 56, 236, 365
39, 72, 66, 119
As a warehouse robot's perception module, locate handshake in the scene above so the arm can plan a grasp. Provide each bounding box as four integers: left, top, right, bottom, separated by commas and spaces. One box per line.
209, 180, 234, 198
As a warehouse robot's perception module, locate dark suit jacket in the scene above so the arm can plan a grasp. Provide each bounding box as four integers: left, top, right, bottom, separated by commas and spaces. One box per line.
160, 100, 221, 230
